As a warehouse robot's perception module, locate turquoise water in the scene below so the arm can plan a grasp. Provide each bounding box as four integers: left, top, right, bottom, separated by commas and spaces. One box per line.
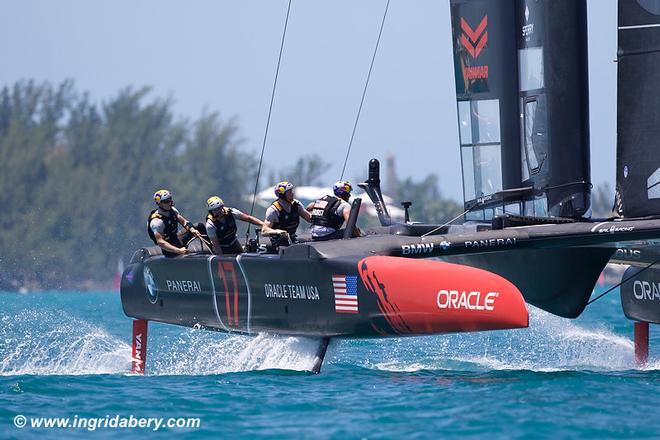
2, 289, 660, 438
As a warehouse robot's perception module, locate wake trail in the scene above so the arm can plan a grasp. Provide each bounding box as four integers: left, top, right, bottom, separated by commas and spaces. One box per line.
362, 306, 637, 373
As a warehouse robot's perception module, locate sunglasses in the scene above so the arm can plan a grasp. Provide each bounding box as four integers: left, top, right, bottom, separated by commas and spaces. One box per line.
161, 199, 173, 204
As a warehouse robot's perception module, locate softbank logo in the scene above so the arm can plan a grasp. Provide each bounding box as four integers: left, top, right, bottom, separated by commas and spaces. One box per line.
461, 16, 488, 58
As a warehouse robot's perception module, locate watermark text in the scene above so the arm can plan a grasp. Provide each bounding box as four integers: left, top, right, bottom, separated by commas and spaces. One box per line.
12, 414, 201, 432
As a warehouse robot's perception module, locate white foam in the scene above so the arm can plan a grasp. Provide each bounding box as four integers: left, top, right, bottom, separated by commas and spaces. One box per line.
640, 360, 660, 371
0, 302, 645, 376
0, 311, 131, 376
359, 306, 638, 373
149, 329, 323, 375
0, 306, 329, 376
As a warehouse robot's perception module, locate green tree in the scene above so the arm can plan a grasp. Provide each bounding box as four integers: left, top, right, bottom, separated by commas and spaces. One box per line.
395, 174, 462, 224
282, 154, 330, 187
0, 80, 254, 290
0, 79, 465, 291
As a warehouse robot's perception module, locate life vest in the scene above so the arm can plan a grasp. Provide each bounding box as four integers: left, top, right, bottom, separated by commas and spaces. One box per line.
311, 195, 344, 230
271, 199, 301, 236
207, 208, 238, 246
147, 209, 179, 245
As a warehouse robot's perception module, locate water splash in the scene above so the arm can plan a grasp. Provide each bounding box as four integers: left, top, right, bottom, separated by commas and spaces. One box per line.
0, 310, 131, 376
358, 306, 636, 373
149, 328, 321, 375
0, 302, 642, 376
0, 306, 325, 376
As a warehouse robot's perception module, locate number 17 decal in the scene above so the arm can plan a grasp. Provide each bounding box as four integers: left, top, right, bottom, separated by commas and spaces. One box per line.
217, 261, 239, 326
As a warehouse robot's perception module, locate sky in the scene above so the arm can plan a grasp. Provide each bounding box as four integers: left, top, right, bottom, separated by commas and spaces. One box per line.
0, 0, 617, 202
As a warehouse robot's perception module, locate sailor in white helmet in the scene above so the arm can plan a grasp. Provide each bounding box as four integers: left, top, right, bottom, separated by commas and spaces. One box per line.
206, 196, 286, 255
263, 181, 312, 246
310, 181, 361, 241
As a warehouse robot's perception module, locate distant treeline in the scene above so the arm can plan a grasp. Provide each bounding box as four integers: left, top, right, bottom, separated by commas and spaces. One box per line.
0, 80, 462, 290
0, 80, 256, 289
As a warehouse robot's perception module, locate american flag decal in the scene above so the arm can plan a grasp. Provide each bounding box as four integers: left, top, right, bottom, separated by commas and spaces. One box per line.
333, 274, 359, 313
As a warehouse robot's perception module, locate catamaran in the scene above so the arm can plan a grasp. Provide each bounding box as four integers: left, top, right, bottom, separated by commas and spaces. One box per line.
121, 0, 660, 373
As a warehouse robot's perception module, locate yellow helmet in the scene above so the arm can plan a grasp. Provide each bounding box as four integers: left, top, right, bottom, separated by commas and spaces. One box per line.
154, 189, 172, 204
207, 196, 224, 211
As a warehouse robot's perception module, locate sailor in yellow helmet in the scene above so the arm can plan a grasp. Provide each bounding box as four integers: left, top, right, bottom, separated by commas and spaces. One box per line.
148, 189, 201, 257
206, 196, 286, 255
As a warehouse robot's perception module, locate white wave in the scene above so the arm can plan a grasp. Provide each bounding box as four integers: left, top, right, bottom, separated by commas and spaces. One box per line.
0, 302, 644, 376
358, 306, 638, 373
638, 357, 660, 371
0, 311, 131, 376
370, 361, 428, 373
149, 329, 324, 375
0, 306, 329, 376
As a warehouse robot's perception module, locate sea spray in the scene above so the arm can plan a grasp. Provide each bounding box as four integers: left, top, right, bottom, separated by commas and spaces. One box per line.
353, 306, 636, 373
0, 297, 642, 376
0, 310, 130, 376
148, 325, 325, 375
3, 292, 660, 438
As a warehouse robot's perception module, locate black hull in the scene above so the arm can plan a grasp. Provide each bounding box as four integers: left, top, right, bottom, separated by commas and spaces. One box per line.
445, 247, 613, 318
122, 216, 660, 331
121, 253, 529, 338
621, 265, 660, 324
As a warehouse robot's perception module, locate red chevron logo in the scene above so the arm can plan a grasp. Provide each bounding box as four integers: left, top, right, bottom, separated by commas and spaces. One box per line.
460, 16, 488, 58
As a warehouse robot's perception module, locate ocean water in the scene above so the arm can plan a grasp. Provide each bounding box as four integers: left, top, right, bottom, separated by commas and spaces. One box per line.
2, 289, 660, 438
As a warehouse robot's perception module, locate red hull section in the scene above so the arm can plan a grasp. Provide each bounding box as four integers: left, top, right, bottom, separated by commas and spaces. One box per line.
634, 321, 649, 366
358, 256, 528, 335
131, 319, 148, 374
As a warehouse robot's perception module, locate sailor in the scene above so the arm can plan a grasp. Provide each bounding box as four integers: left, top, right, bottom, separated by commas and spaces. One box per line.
206, 196, 286, 255
148, 189, 200, 257
263, 181, 312, 246
310, 181, 361, 241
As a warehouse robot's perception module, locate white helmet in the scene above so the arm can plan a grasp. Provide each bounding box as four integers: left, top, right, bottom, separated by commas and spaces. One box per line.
274, 181, 294, 198
333, 181, 353, 196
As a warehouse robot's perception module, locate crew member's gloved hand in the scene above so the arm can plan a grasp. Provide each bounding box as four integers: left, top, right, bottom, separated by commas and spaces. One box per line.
178, 247, 189, 255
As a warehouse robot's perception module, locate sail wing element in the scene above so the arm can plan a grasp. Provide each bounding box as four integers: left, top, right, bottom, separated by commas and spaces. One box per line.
616, 0, 660, 217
